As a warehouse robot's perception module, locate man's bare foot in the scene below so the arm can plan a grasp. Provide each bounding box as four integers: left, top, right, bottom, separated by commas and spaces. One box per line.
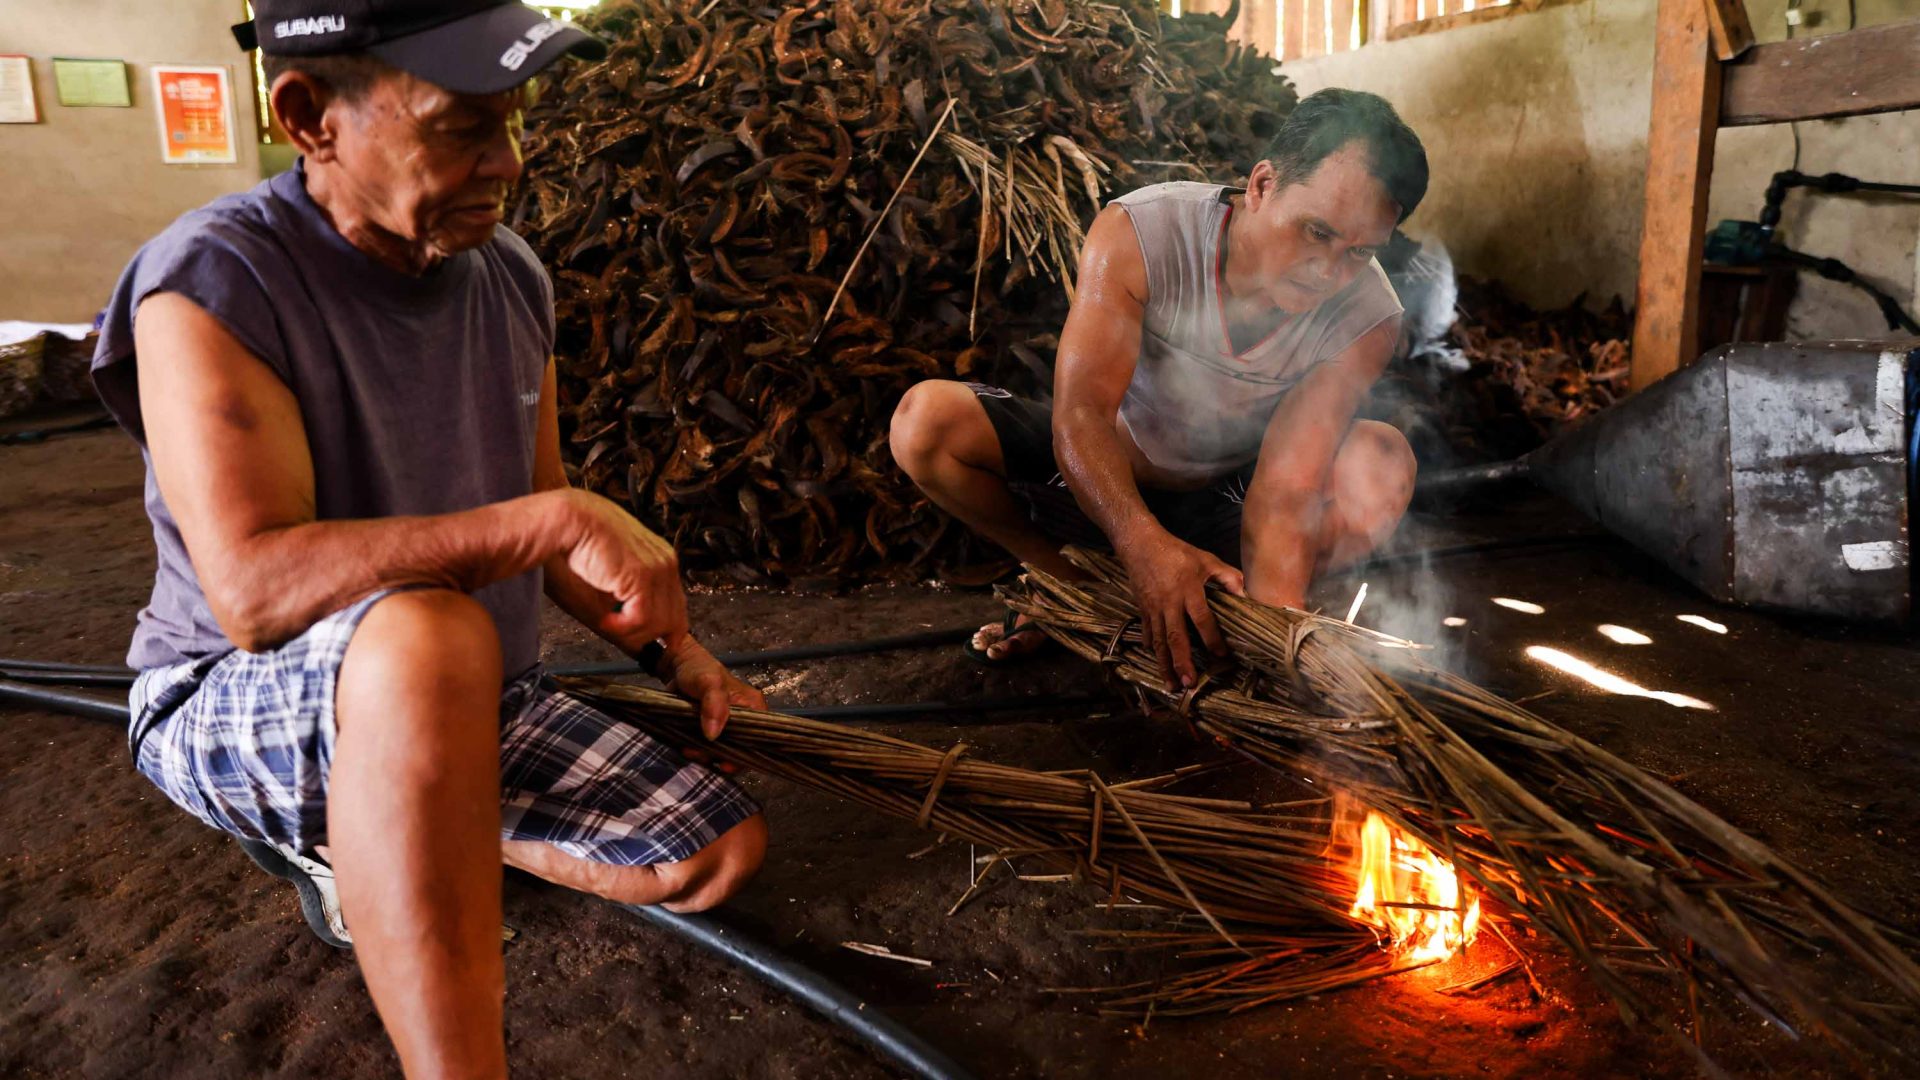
966, 612, 1053, 665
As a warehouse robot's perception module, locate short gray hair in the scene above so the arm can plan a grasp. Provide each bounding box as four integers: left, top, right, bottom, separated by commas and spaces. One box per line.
261, 51, 395, 103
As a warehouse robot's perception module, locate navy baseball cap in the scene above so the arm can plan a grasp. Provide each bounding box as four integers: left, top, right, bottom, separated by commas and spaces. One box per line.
234, 1, 607, 95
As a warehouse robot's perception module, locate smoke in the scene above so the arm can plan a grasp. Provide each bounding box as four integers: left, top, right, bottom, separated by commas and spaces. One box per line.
1389, 238, 1464, 372
1332, 552, 1474, 679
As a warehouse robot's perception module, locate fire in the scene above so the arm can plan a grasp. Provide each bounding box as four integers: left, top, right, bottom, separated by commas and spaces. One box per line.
1343, 810, 1482, 963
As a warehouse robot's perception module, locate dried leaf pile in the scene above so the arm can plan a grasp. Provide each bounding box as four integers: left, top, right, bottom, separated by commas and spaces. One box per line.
999, 549, 1920, 1065
1374, 275, 1633, 467
516, 0, 1295, 583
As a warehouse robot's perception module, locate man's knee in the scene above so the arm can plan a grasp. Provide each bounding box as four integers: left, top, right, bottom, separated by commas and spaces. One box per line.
1335, 421, 1417, 532
659, 814, 768, 913
890, 380, 979, 480
340, 589, 504, 711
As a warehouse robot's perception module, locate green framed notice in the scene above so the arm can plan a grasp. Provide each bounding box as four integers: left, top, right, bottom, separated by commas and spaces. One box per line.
53, 57, 132, 108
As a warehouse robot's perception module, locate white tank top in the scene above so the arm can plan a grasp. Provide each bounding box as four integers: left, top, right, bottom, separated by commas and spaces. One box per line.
1110, 182, 1402, 484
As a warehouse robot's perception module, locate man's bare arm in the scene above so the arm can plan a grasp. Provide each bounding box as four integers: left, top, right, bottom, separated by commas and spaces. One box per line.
1053, 207, 1158, 547
1239, 317, 1400, 608
135, 292, 685, 653
529, 356, 763, 735
1053, 207, 1243, 689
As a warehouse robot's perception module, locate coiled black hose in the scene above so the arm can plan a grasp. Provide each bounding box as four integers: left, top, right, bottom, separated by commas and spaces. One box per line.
0, 677, 974, 1080
1, 624, 984, 687
619, 904, 970, 1080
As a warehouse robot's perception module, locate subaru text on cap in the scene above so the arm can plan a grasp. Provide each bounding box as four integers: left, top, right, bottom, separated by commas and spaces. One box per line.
233, 0, 607, 96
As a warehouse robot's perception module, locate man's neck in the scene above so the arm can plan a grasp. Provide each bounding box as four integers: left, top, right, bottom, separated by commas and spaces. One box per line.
1219, 196, 1288, 326
304, 163, 444, 277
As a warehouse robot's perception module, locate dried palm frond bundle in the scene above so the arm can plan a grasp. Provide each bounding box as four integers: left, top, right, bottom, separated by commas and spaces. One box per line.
517, 0, 1295, 583
999, 548, 1920, 1061
562, 678, 1432, 1010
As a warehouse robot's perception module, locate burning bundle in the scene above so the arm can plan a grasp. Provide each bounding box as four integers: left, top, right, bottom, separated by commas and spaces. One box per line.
1000, 549, 1920, 1060
563, 678, 1483, 1013
515, 0, 1294, 582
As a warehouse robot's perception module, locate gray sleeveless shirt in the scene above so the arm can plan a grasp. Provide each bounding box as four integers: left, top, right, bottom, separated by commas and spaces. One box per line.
1110, 182, 1402, 484
92, 160, 553, 675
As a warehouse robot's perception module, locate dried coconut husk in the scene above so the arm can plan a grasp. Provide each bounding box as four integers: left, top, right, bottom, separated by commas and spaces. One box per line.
517, 0, 1295, 583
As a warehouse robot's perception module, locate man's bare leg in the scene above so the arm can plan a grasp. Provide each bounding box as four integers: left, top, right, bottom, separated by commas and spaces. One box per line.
330, 589, 509, 1080
1242, 419, 1416, 581
891, 380, 1079, 658
1311, 419, 1417, 572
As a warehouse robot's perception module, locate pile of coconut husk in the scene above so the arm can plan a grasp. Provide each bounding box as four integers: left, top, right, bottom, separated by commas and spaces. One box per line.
516, 0, 1294, 584
1373, 275, 1633, 467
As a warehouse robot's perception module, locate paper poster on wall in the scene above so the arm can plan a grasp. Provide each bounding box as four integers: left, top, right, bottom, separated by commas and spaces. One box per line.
151, 65, 236, 165
52, 58, 132, 108
0, 56, 37, 124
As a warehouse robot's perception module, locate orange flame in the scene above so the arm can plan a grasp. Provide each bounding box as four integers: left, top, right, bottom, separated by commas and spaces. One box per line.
1342, 810, 1482, 963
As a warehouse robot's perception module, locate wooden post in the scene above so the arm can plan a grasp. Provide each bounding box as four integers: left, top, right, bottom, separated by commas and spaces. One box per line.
1330, 0, 1358, 52
1630, 0, 1722, 390
1701, 0, 1754, 61
1283, 0, 1307, 61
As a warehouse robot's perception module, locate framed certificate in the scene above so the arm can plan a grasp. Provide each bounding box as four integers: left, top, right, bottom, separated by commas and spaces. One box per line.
152, 65, 237, 165
0, 55, 37, 123
52, 57, 132, 108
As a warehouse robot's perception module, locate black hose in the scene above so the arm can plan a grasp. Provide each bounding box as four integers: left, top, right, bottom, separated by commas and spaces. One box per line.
0, 412, 117, 446
618, 904, 971, 1080
0, 679, 129, 723
0, 625, 982, 684
1331, 531, 1606, 577
0, 669, 137, 688
0, 677, 975, 1079
0, 658, 132, 674
551, 625, 977, 676
1, 675, 1104, 728
787, 692, 1104, 721
1414, 458, 1532, 493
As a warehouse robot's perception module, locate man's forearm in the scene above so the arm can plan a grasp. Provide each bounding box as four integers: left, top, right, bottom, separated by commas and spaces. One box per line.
1055, 406, 1164, 547
212, 489, 583, 651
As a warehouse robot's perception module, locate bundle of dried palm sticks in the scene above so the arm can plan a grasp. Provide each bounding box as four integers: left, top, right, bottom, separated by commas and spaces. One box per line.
996, 549, 1920, 1063
563, 677, 1421, 1012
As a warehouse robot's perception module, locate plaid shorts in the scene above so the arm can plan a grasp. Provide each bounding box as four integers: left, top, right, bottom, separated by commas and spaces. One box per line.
128, 591, 759, 866
965, 383, 1254, 563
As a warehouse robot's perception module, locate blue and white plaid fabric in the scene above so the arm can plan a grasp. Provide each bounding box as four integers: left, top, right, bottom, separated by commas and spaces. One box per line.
128, 591, 758, 866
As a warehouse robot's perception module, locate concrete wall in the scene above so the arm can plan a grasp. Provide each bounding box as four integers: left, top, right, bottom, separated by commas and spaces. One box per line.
1, 1, 263, 323
1278, 0, 1920, 342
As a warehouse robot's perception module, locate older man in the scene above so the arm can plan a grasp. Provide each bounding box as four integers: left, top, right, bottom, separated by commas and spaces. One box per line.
90, 4, 763, 1076
892, 90, 1426, 690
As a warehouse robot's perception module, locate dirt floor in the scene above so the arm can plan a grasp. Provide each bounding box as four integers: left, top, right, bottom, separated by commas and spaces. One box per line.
4, 422, 1920, 1078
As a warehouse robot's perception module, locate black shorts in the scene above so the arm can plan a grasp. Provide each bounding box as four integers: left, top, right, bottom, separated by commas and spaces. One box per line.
965, 383, 1253, 564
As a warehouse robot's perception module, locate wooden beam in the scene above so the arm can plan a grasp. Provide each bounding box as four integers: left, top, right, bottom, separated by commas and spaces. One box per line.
1722, 19, 1920, 127
1701, 0, 1753, 61
1631, 0, 1721, 390
1303, 0, 1327, 59
1330, 0, 1357, 52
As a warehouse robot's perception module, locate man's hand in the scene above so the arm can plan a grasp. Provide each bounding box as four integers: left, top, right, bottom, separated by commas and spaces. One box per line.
1117, 525, 1245, 690
661, 635, 767, 741
558, 489, 690, 651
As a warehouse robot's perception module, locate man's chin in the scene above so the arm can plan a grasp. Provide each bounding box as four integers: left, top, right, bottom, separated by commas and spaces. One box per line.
427, 222, 499, 256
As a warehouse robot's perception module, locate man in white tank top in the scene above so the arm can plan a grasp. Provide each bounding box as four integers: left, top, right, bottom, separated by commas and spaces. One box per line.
892, 90, 1426, 689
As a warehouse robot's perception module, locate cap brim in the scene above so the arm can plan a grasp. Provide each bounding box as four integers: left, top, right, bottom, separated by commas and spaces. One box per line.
368, 4, 606, 96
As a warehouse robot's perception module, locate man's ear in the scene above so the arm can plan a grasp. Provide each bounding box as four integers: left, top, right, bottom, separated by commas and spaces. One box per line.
271, 71, 340, 162
1244, 159, 1279, 213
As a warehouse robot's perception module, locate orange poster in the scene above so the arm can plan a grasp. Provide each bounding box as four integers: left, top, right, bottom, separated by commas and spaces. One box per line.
152, 65, 236, 165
